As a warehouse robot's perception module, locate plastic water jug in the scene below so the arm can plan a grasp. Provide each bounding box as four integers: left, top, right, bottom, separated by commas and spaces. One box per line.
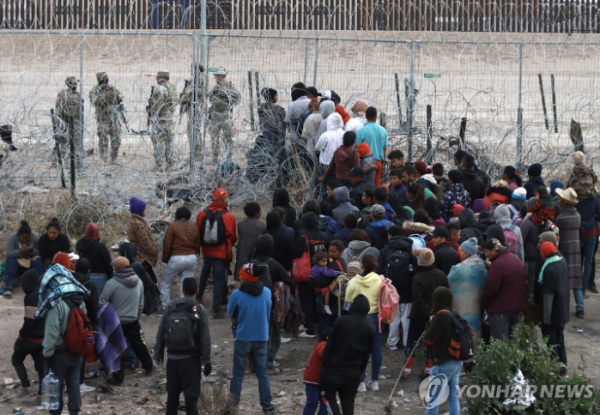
41, 370, 60, 410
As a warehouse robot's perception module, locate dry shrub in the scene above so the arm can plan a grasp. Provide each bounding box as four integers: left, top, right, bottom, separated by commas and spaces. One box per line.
199, 381, 238, 415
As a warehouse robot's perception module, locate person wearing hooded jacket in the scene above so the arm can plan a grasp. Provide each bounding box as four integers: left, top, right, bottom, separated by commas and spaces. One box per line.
423, 287, 463, 415
316, 100, 336, 138
332, 186, 359, 225
431, 226, 460, 276
341, 229, 380, 265
365, 204, 393, 250
127, 197, 158, 275
315, 113, 345, 168
100, 257, 154, 385
460, 154, 485, 205
272, 188, 297, 229
483, 180, 513, 211
265, 211, 296, 272
494, 204, 525, 264
457, 208, 483, 245
320, 294, 375, 415
12, 269, 45, 399
323, 131, 360, 186
377, 227, 418, 351
524, 163, 545, 199
440, 170, 471, 222
75, 223, 113, 295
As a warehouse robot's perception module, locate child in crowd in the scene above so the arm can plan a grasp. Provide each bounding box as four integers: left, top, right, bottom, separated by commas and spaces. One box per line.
389, 168, 407, 201
302, 327, 332, 415
432, 163, 448, 190
309, 251, 342, 315
388, 150, 404, 168
528, 186, 556, 225
359, 188, 376, 228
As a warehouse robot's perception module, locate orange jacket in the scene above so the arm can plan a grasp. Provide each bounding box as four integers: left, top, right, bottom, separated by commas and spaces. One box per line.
196, 202, 237, 262
336, 105, 351, 125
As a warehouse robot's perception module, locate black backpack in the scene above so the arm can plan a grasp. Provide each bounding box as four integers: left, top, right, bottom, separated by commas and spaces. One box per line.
143, 278, 160, 316
384, 248, 414, 290
200, 208, 227, 246
165, 300, 199, 351
437, 309, 475, 361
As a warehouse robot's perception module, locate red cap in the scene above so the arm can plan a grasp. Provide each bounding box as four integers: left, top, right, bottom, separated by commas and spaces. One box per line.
453, 204, 465, 218
414, 161, 428, 175
213, 188, 228, 201
540, 241, 557, 257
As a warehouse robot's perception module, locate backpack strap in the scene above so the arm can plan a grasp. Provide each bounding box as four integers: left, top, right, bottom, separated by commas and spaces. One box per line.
334, 260, 343, 272
435, 308, 454, 315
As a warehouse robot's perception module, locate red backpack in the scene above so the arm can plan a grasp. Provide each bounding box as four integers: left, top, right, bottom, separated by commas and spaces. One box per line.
62, 298, 95, 356
377, 275, 400, 331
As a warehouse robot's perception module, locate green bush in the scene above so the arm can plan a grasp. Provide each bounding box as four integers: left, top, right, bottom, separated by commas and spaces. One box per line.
466, 322, 600, 414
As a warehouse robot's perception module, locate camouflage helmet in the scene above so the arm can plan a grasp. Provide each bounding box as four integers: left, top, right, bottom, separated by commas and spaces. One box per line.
157, 71, 170, 78
65, 76, 78, 86
192, 62, 205, 72
95, 72, 108, 81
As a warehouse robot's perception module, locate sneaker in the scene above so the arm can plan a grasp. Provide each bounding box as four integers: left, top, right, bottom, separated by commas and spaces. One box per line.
399, 373, 410, 382
588, 285, 599, 294
357, 382, 367, 392
154, 309, 165, 316
385, 343, 399, 351
367, 380, 379, 391
298, 331, 316, 338
280, 337, 292, 344
4, 290, 12, 299
576, 310, 585, 319
264, 409, 279, 415
79, 384, 96, 394
106, 378, 123, 386
210, 311, 224, 319
15, 386, 30, 397
270, 360, 281, 368
144, 366, 155, 376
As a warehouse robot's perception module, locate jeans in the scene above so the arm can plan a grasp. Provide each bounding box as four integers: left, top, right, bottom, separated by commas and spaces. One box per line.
303, 384, 328, 415
12, 338, 44, 394
387, 303, 411, 348
89, 273, 108, 296
573, 288, 584, 312
488, 312, 521, 341
268, 319, 281, 364
425, 359, 463, 415
160, 254, 197, 308
361, 313, 382, 382
230, 340, 274, 412
582, 236, 596, 290
4, 257, 44, 291
46, 348, 82, 415
320, 366, 361, 415
124, 341, 138, 368
197, 257, 227, 314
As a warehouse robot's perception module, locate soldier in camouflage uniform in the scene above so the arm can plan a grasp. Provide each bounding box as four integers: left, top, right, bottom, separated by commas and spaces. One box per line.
55, 76, 84, 167
149, 71, 178, 170
208, 67, 241, 164
180, 62, 206, 166
89, 72, 123, 164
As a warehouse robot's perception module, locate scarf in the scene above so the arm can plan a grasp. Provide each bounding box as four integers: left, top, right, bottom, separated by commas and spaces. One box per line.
538, 255, 563, 284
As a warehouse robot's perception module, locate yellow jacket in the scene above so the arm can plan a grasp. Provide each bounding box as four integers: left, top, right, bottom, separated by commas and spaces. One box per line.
345, 272, 382, 314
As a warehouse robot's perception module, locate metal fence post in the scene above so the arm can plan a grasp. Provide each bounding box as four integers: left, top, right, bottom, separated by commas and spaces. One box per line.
313, 39, 319, 86
516, 43, 523, 166
79, 32, 84, 177
190, 32, 198, 172
200, 0, 207, 64
407, 40, 416, 163
304, 38, 309, 85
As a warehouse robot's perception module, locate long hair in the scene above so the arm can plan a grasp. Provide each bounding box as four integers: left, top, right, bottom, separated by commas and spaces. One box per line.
407, 182, 426, 210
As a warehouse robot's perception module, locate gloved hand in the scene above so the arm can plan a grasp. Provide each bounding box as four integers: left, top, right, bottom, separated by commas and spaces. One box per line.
203, 363, 212, 377
45, 356, 54, 371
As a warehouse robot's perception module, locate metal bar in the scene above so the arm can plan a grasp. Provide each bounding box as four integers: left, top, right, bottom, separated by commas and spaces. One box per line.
248, 71, 255, 131
313, 38, 319, 86
190, 30, 198, 171
407, 40, 415, 163
79, 31, 84, 165
255, 71, 260, 106
394, 73, 403, 128
539, 73, 550, 130
551, 73, 558, 133
426, 105, 433, 165
68, 116, 76, 198
517, 43, 523, 166
303, 38, 308, 84
459, 118, 468, 150
200, 0, 206, 64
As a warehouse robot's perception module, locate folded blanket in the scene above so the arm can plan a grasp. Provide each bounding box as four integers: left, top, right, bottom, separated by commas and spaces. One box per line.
95, 303, 127, 374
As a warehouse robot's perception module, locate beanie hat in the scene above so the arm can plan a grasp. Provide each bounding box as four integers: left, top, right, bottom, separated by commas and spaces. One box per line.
351, 100, 369, 115
512, 188, 527, 200
540, 241, 557, 257
213, 188, 228, 201
433, 226, 449, 239
460, 237, 479, 256
418, 248, 435, 267
453, 204, 465, 218
414, 161, 428, 176
114, 257, 130, 270
75, 257, 91, 274
347, 262, 363, 278
84, 223, 100, 240
572, 151, 585, 166
432, 287, 454, 313
472, 199, 485, 214
240, 263, 259, 282
528, 163, 542, 177
52, 252, 71, 269
539, 231, 558, 246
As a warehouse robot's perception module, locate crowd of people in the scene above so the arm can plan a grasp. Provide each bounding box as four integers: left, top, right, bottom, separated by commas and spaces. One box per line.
4, 84, 600, 415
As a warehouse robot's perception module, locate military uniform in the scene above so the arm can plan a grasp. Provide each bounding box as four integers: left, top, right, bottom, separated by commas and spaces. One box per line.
55, 76, 84, 166
89, 72, 123, 163
208, 67, 240, 164
180, 63, 206, 164
149, 71, 178, 169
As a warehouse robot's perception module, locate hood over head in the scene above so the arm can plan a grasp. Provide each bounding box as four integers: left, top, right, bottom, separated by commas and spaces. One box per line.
240, 280, 264, 296
333, 186, 351, 204
494, 204, 513, 226
64, 293, 84, 307
84, 223, 100, 240
21, 269, 40, 295
484, 224, 506, 244
348, 240, 372, 253
129, 196, 146, 216
356, 142, 372, 157
349, 294, 370, 316
432, 287, 454, 314
256, 234, 274, 257
458, 208, 478, 229
319, 100, 335, 119
113, 267, 139, 288
301, 212, 322, 232
549, 179, 564, 197
272, 188, 291, 207
326, 113, 344, 131
266, 211, 282, 231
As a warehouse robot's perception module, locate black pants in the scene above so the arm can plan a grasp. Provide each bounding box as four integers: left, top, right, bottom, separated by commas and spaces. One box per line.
114, 320, 153, 381
12, 338, 44, 394
166, 356, 202, 415
541, 324, 567, 365
489, 312, 521, 342
298, 282, 316, 334
590, 237, 599, 290
46, 348, 82, 415
320, 366, 361, 415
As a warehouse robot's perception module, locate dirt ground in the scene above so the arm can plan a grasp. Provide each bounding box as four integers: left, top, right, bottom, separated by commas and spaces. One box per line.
0, 259, 599, 415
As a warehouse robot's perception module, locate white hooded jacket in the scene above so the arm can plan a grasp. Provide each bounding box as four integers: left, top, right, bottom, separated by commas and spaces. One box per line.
315, 113, 344, 166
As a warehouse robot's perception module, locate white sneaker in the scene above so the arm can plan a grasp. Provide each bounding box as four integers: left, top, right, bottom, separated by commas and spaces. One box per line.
367, 380, 379, 391
324, 305, 332, 315
298, 331, 316, 338
357, 382, 367, 392
80, 384, 96, 394
385, 343, 399, 351
280, 337, 292, 344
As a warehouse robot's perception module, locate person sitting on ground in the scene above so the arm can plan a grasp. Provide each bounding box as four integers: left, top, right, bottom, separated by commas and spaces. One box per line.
4, 220, 44, 299
75, 223, 113, 295
235, 202, 264, 281
38, 218, 71, 270
323, 131, 360, 186
154, 277, 212, 415
332, 186, 359, 226
332, 213, 357, 247
439, 170, 471, 222
310, 251, 342, 316
502, 166, 523, 192
160, 206, 200, 310
431, 226, 460, 275
345, 100, 368, 132
365, 204, 393, 250
355, 142, 377, 186
528, 186, 556, 226
100, 257, 154, 385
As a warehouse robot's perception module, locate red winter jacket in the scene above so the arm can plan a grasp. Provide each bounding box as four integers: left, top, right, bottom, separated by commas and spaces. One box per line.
336, 105, 351, 125
480, 249, 528, 314
303, 341, 327, 385
196, 202, 237, 263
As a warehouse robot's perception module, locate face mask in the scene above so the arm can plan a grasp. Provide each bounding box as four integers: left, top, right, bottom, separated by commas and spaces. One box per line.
98, 79, 108, 86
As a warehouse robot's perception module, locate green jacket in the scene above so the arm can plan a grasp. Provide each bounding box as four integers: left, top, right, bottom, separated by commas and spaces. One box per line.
153, 297, 212, 365
43, 298, 86, 357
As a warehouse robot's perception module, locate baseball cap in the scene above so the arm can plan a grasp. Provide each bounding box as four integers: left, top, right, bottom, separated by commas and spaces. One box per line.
157, 71, 170, 78
213, 188, 228, 201
432, 226, 450, 239
322, 90, 339, 101
345, 167, 365, 177
371, 204, 385, 219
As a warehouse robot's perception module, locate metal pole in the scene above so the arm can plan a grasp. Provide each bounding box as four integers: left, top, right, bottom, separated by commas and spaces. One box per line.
248, 72, 255, 131
407, 40, 415, 163
201, 37, 211, 163
517, 44, 523, 166
426, 105, 433, 165
394, 73, 404, 129
200, 0, 206, 64
313, 39, 319, 86
303, 38, 309, 85
255, 71, 260, 105
538, 74, 549, 130
79, 32, 84, 168
551, 74, 558, 133
190, 32, 198, 171
68, 116, 76, 198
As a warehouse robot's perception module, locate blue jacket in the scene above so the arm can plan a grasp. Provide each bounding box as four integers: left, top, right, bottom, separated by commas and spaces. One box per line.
332, 227, 354, 247
227, 285, 272, 342
575, 197, 600, 235
390, 183, 408, 203
366, 219, 393, 250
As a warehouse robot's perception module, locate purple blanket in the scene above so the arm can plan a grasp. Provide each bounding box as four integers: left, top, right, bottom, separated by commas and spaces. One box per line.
95, 303, 126, 374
